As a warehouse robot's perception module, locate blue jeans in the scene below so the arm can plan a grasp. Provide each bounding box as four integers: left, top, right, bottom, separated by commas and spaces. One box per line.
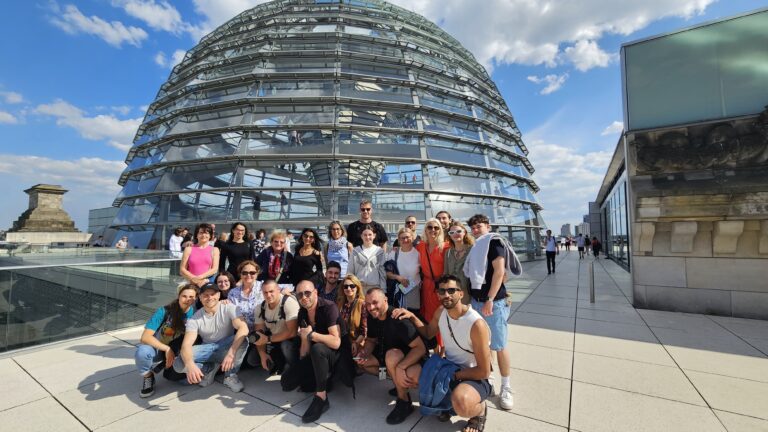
172, 334, 247, 377
135, 343, 163, 376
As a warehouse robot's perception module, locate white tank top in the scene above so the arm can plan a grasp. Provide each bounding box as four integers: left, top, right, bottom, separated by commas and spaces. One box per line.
438, 306, 485, 368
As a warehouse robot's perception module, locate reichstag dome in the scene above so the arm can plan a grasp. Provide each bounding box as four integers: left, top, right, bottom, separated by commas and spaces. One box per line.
109, 0, 543, 258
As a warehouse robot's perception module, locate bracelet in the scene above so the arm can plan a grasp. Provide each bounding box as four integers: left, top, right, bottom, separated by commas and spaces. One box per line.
307, 331, 314, 342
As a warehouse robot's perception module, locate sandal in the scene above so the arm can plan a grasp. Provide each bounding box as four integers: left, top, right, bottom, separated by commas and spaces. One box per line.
437, 411, 451, 422
462, 404, 487, 432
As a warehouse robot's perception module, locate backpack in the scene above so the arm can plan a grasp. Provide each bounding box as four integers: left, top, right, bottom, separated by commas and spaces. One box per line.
258, 294, 290, 322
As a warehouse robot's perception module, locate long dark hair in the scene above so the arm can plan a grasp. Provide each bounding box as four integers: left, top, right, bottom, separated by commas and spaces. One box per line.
228, 222, 249, 243
296, 227, 323, 251
167, 283, 198, 335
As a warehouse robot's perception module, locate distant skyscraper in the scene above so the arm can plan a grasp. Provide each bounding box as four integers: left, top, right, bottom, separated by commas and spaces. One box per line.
560, 223, 572, 237
106, 0, 543, 253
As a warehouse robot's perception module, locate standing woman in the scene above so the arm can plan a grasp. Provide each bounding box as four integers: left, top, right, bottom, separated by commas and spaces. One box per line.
135, 283, 198, 398
219, 222, 254, 281
180, 223, 220, 288
325, 221, 352, 277
255, 230, 294, 286
385, 227, 421, 312
416, 218, 450, 325
336, 274, 368, 356
347, 225, 387, 290
443, 220, 475, 304
291, 228, 324, 288
252, 229, 267, 259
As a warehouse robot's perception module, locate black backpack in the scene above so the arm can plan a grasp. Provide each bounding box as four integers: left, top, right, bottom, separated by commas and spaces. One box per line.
258, 294, 290, 322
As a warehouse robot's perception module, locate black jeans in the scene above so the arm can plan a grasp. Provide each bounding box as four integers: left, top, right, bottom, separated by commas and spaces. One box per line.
281, 341, 340, 393
546, 251, 557, 273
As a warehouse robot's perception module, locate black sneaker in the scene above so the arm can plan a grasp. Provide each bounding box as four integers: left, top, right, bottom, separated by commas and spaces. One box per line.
301, 395, 330, 423
386, 396, 414, 425
140, 374, 155, 398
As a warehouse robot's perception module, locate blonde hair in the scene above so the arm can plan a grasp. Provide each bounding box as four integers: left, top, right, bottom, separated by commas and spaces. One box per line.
448, 221, 475, 247
397, 227, 414, 239
336, 275, 365, 340
269, 230, 287, 242
423, 217, 445, 245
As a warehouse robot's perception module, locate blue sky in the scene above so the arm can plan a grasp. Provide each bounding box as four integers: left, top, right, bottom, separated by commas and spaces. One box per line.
1, 0, 766, 234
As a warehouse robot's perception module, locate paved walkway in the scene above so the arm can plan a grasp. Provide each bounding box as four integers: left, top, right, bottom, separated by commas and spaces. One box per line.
2, 251, 767, 431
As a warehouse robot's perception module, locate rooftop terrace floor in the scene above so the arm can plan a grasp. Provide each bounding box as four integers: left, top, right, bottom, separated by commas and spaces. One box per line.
2, 251, 767, 431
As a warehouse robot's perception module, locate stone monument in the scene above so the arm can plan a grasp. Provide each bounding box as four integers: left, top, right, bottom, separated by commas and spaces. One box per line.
5, 184, 92, 244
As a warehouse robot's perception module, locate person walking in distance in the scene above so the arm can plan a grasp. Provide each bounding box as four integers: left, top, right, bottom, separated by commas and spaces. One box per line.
544, 229, 559, 274
576, 233, 587, 259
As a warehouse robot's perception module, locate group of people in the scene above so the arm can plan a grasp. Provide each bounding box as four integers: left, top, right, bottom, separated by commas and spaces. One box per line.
134, 201, 523, 432
543, 231, 603, 274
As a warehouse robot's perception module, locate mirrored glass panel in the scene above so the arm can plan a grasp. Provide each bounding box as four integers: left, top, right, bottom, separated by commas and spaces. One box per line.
418, 89, 472, 116
488, 150, 530, 179
163, 133, 242, 162
337, 130, 420, 158
251, 105, 334, 126
340, 41, 403, 57
240, 160, 330, 188
341, 61, 409, 79
421, 113, 480, 140
340, 80, 412, 103
336, 191, 426, 220
117, 171, 163, 199
157, 162, 237, 192
427, 165, 492, 195
338, 106, 417, 129
243, 129, 333, 155
169, 191, 234, 221
168, 106, 251, 135
424, 137, 486, 166
258, 80, 334, 97
113, 197, 160, 225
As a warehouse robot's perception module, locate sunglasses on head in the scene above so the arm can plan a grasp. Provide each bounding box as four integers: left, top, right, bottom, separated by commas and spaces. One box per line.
241, 271, 258, 276
436, 288, 460, 296
296, 290, 314, 298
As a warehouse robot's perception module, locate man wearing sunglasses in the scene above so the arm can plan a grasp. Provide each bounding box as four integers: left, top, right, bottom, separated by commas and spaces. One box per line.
392, 275, 492, 429
356, 287, 426, 424
392, 215, 422, 247
252, 280, 300, 377
283, 280, 345, 423
347, 198, 389, 252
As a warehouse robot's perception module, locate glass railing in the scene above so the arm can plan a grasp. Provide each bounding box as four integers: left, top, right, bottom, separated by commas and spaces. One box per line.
0, 250, 182, 352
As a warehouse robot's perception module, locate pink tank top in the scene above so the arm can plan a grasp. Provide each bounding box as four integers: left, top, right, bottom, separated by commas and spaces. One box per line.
188, 245, 213, 276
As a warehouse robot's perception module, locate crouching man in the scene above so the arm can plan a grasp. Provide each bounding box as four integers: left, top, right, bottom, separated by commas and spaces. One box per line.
356, 287, 426, 424
393, 275, 492, 432
173, 282, 249, 392
251, 280, 301, 376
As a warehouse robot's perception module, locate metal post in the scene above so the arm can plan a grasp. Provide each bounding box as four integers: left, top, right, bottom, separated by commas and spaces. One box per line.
589, 261, 595, 303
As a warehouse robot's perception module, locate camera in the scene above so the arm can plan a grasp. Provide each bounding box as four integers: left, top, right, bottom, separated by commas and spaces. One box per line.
247, 332, 261, 344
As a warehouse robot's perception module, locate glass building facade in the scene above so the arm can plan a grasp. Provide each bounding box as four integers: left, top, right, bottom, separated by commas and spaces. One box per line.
600, 174, 629, 270
109, 0, 543, 256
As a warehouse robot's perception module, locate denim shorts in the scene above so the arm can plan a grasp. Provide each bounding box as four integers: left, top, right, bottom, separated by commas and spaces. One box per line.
471, 298, 510, 350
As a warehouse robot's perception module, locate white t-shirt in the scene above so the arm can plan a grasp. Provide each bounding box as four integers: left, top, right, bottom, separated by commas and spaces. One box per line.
387, 247, 421, 309
253, 294, 300, 336
545, 236, 558, 252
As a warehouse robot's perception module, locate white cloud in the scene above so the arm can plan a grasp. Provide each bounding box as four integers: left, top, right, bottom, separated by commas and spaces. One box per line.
154, 49, 187, 68
112, 0, 189, 34
35, 99, 141, 151
0, 111, 19, 124
0, 154, 124, 231
1, 91, 23, 104
111, 105, 133, 115
49, 3, 148, 48
564, 40, 614, 71
188, 0, 273, 39
527, 74, 569, 95
527, 139, 612, 232
601, 121, 624, 136
384, 0, 715, 70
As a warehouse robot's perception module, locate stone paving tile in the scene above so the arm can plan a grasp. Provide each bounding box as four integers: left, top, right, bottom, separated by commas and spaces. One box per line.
570, 381, 726, 432
576, 308, 646, 325
504, 368, 571, 427
0, 358, 49, 412
714, 410, 768, 432
98, 384, 282, 432
686, 371, 768, 420
524, 295, 578, 307
574, 332, 676, 367
412, 407, 568, 432
509, 341, 573, 379
0, 396, 87, 432
572, 352, 705, 406
508, 312, 575, 350
707, 316, 768, 341
517, 303, 577, 318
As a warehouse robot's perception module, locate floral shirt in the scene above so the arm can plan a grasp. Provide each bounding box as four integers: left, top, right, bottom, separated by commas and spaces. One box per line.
227, 283, 263, 328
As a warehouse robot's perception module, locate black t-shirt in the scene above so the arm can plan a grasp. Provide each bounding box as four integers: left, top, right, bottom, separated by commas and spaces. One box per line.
367, 306, 419, 357
298, 297, 345, 337
219, 241, 253, 275
346, 220, 389, 248
473, 239, 507, 302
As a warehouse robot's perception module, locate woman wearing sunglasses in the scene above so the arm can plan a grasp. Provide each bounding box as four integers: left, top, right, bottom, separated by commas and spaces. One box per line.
443, 221, 475, 304
336, 275, 368, 356
416, 218, 451, 329
325, 221, 352, 277
228, 260, 264, 330
291, 228, 324, 288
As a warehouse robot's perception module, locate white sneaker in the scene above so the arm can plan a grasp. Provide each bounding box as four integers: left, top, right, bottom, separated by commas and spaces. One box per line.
223, 374, 244, 392
199, 362, 220, 387
499, 386, 514, 410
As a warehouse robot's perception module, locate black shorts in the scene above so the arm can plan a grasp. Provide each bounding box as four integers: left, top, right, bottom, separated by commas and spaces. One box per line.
578, 247, 585, 251
450, 378, 493, 402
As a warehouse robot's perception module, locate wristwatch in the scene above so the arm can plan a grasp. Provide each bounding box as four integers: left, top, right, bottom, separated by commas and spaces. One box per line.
267, 335, 272, 344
